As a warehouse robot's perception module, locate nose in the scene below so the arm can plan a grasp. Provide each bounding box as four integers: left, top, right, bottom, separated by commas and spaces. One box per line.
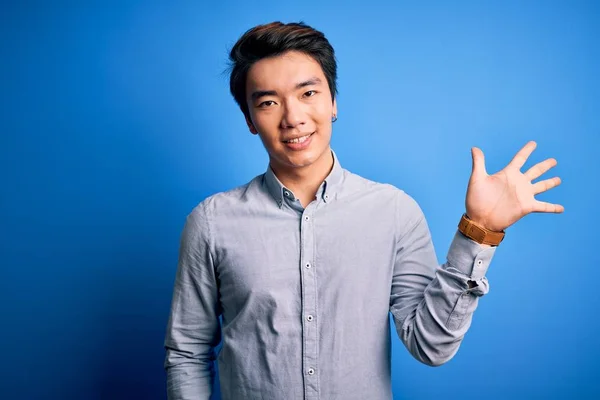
280, 99, 305, 129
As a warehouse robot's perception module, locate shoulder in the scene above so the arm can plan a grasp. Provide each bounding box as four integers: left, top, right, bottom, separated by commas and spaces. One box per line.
179, 174, 263, 246
345, 169, 422, 210
187, 173, 264, 222
344, 169, 425, 231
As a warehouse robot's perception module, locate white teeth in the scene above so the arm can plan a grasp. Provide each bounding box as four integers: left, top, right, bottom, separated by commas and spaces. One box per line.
286, 134, 311, 144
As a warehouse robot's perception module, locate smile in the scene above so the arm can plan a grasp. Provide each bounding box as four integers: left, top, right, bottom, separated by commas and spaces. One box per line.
284, 133, 314, 144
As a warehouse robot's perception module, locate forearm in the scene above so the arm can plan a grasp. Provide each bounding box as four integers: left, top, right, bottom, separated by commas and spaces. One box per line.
165, 353, 215, 400
390, 212, 496, 366
395, 253, 490, 366
164, 293, 220, 400
164, 268, 221, 400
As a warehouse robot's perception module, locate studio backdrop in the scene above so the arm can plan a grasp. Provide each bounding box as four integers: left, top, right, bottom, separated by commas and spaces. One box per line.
1, 1, 598, 399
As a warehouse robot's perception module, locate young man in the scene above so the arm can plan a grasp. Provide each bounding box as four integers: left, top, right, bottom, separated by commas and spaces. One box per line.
164, 21, 563, 400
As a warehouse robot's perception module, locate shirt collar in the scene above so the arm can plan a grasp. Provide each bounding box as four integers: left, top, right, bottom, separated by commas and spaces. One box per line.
263, 148, 343, 209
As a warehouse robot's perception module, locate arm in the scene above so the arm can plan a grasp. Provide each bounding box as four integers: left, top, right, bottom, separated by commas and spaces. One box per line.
390, 141, 563, 366
389, 192, 496, 366
164, 203, 222, 399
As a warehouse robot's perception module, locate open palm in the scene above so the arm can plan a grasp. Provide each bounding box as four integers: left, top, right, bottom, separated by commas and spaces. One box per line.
465, 141, 564, 232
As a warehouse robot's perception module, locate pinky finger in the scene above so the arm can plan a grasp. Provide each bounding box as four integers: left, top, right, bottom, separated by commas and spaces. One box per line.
533, 201, 565, 213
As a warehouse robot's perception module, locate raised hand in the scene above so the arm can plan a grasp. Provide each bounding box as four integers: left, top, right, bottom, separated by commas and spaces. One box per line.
465, 141, 564, 232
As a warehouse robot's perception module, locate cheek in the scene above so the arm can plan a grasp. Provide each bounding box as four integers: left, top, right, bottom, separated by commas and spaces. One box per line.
314, 100, 333, 120
253, 112, 278, 131
252, 114, 283, 143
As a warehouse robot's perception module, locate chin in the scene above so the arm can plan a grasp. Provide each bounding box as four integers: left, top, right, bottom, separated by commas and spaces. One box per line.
287, 149, 329, 169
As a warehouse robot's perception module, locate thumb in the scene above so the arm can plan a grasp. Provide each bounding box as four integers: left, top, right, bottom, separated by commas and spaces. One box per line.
471, 147, 487, 178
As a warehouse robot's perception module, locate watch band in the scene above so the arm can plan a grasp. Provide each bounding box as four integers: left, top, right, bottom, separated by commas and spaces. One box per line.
458, 213, 505, 246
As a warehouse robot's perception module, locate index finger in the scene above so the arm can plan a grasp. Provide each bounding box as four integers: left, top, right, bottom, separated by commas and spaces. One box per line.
509, 141, 537, 170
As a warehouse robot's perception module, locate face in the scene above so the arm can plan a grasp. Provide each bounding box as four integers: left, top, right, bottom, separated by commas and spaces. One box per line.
245, 50, 337, 172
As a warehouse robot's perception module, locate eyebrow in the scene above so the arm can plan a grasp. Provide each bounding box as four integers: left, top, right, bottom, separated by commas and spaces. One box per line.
250, 77, 323, 101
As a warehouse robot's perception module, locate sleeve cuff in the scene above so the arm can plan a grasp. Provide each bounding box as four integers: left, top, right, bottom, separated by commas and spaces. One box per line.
446, 230, 497, 281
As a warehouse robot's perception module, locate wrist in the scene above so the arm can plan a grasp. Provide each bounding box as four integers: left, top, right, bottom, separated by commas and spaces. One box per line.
464, 213, 502, 233
458, 213, 505, 246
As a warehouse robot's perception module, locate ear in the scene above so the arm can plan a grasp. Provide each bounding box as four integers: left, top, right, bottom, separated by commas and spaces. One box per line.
245, 115, 258, 135
332, 98, 338, 118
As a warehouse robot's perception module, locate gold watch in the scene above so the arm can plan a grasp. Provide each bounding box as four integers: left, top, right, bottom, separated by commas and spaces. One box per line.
458, 213, 505, 246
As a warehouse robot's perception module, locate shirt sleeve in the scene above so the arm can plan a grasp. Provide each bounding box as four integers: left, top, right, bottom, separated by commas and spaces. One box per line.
389, 191, 496, 366
164, 202, 222, 399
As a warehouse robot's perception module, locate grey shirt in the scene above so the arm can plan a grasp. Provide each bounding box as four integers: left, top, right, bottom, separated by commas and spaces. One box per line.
164, 149, 496, 400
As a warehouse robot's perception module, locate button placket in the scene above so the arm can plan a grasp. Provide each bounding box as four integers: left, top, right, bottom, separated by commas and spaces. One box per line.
300, 206, 318, 398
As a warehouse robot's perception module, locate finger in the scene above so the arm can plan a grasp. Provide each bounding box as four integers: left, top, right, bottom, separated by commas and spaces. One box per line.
532, 200, 564, 213
471, 147, 488, 178
532, 177, 561, 195
524, 158, 557, 181
509, 141, 537, 170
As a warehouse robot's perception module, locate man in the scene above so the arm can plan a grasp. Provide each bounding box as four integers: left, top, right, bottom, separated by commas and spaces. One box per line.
163, 21, 563, 400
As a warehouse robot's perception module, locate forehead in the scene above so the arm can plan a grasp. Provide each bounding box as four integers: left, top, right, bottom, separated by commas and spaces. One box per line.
245, 51, 326, 93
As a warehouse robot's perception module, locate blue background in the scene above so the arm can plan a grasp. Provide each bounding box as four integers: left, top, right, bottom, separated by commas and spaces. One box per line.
2, 1, 599, 399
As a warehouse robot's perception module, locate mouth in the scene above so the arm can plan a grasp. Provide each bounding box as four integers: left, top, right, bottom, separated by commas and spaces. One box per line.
282, 132, 314, 144
282, 132, 315, 150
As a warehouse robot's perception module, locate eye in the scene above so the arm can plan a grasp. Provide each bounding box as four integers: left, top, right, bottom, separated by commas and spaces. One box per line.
304, 90, 317, 97
258, 100, 276, 108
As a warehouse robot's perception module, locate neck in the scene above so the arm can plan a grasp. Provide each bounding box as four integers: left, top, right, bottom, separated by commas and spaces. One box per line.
270, 148, 334, 204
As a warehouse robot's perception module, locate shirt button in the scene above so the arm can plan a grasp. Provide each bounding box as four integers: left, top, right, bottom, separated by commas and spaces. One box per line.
306, 315, 314, 322
284, 190, 291, 197
304, 216, 310, 221
307, 368, 315, 375
476, 259, 483, 266
305, 262, 311, 269
324, 194, 329, 200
